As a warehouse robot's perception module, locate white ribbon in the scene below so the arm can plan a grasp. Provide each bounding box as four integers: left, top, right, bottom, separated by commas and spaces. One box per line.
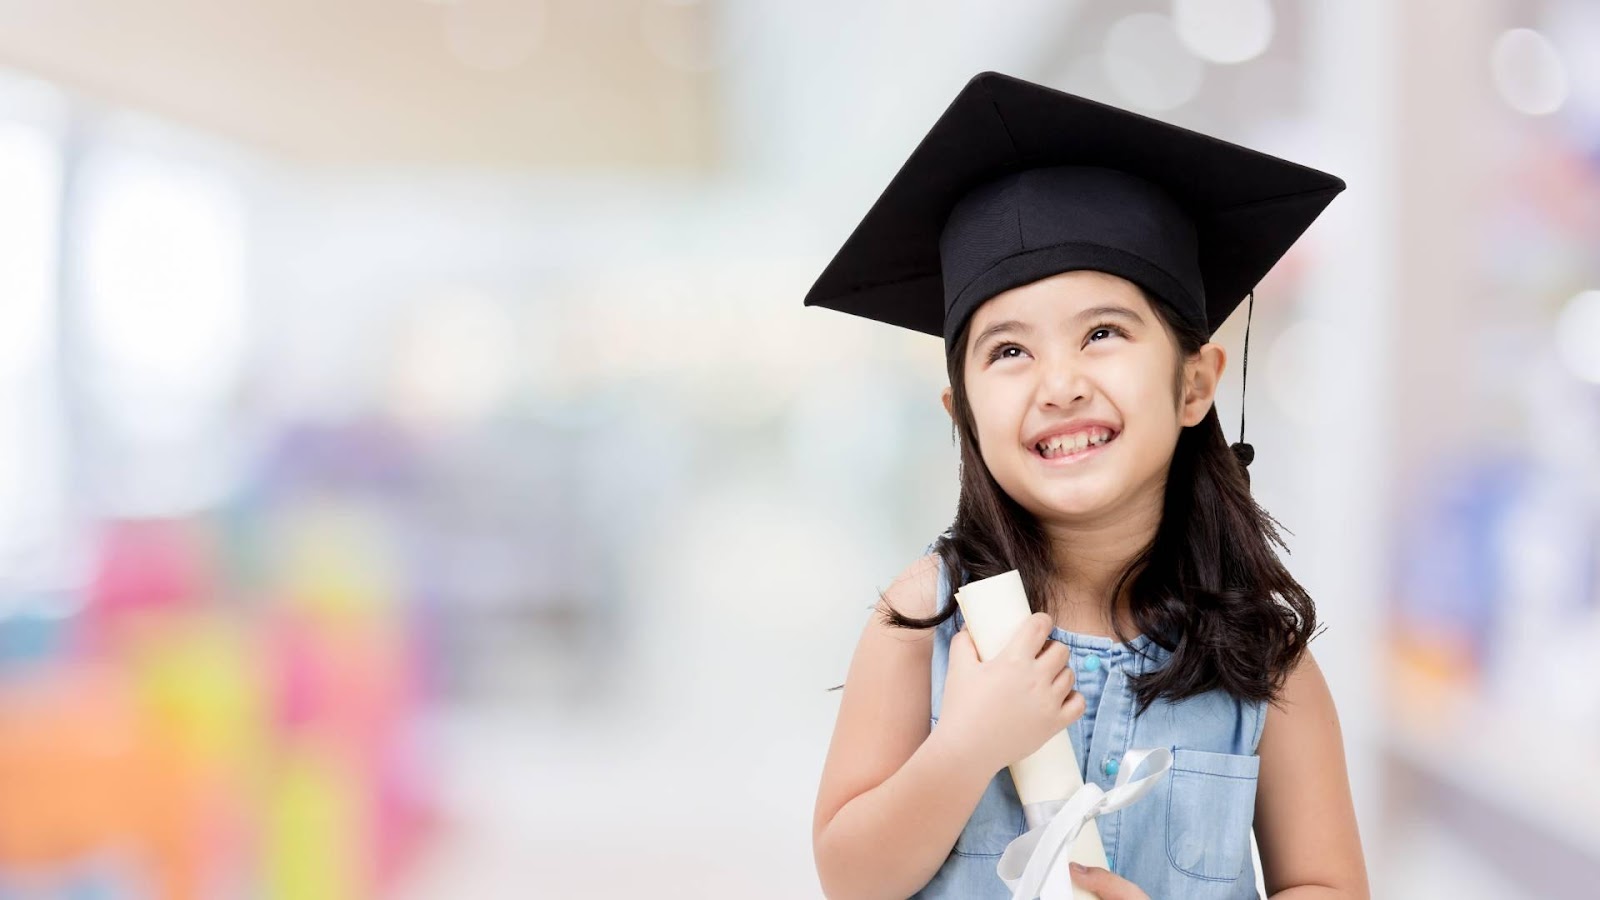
996, 747, 1173, 900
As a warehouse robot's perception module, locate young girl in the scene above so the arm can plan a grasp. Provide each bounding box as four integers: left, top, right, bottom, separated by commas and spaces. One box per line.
807, 73, 1369, 899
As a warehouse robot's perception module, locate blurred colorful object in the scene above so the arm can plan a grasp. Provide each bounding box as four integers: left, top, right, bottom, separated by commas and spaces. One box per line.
0, 665, 198, 899
0, 491, 436, 900
79, 520, 217, 656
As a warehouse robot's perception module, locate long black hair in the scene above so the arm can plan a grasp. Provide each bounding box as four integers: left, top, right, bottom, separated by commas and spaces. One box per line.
849, 285, 1320, 715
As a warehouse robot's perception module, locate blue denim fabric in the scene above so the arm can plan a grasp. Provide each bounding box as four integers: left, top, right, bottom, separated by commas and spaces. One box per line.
911, 544, 1266, 900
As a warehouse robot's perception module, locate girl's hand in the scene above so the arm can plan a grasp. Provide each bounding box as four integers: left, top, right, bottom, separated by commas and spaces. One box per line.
1069, 862, 1151, 899
936, 611, 1086, 774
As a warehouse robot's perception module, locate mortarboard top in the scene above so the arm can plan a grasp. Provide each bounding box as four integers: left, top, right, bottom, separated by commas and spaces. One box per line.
802, 70, 1347, 358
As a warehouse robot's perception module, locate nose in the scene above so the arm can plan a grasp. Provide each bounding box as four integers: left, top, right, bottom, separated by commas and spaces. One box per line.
1035, 355, 1090, 409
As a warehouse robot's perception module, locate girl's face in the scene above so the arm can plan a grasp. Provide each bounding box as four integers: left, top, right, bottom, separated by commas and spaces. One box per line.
947, 269, 1223, 524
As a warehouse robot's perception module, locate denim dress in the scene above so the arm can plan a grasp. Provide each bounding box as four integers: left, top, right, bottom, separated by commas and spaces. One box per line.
911, 545, 1267, 900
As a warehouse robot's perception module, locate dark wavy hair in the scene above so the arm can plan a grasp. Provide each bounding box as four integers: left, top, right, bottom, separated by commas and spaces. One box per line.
835, 284, 1321, 715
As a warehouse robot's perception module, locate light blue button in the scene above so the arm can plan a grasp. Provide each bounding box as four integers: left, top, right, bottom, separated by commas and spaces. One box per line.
1103, 757, 1119, 777
1081, 654, 1102, 672
1107, 854, 1115, 869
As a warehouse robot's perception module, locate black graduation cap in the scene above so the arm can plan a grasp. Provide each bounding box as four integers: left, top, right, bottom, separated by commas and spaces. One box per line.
802, 70, 1346, 474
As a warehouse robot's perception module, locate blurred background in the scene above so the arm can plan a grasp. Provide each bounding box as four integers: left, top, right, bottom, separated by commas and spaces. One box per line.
0, 0, 1594, 898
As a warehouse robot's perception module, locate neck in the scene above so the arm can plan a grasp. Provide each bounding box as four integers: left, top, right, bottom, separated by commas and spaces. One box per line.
1037, 488, 1163, 637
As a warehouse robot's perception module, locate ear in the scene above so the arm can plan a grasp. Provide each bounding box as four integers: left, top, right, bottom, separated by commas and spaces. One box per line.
1180, 343, 1226, 427
941, 386, 955, 421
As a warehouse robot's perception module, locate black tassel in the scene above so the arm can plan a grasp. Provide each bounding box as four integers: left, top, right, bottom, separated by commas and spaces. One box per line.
1234, 289, 1256, 483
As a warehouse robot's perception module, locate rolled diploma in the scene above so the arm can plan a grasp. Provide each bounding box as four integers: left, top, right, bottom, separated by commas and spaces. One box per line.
954, 569, 1106, 900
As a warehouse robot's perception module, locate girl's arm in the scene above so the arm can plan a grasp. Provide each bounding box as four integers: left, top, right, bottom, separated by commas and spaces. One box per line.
1254, 648, 1372, 899
812, 554, 995, 900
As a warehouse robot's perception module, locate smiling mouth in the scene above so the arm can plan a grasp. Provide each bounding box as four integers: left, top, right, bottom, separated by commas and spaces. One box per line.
1032, 431, 1118, 461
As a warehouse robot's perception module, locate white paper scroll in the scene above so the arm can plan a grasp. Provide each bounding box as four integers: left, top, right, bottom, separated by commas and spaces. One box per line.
954, 570, 1172, 900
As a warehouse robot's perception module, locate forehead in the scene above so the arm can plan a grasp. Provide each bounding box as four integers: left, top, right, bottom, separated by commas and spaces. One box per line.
969, 269, 1152, 328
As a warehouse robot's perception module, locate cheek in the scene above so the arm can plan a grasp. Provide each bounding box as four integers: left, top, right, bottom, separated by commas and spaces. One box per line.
1109, 356, 1180, 416
1122, 387, 1186, 457
965, 388, 1025, 457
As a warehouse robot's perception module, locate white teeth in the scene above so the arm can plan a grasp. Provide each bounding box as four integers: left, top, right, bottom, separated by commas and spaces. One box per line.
1036, 428, 1114, 458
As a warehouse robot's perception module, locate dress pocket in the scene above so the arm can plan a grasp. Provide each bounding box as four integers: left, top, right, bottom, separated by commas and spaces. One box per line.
929, 715, 1027, 857
1163, 747, 1260, 882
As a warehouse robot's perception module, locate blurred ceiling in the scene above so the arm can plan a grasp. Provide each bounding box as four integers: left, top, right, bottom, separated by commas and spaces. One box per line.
0, 0, 717, 169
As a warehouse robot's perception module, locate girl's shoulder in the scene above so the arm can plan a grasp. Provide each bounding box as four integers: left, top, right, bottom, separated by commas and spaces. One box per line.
873, 549, 943, 624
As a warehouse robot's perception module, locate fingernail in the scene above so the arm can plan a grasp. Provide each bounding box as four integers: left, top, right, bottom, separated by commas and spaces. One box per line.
1069, 862, 1086, 873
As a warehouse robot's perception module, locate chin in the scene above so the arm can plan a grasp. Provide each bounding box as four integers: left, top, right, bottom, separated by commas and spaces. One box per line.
1022, 483, 1122, 520
1036, 500, 1117, 522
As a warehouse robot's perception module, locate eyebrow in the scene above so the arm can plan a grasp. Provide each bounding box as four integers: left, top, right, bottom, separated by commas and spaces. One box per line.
969, 305, 1147, 357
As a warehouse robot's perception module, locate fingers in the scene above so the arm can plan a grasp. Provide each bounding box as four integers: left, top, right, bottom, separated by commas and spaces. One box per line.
1069, 862, 1148, 899
1036, 638, 1070, 669
1057, 687, 1086, 723
1050, 659, 1077, 696
950, 627, 975, 661
1001, 612, 1054, 661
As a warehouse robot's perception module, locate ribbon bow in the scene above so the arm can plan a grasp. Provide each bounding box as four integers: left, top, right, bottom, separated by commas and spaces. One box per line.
996, 747, 1173, 900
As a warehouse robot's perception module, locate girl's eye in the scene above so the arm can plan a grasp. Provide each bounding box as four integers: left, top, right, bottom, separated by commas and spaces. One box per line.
986, 342, 1026, 363
1087, 322, 1128, 344
985, 324, 1126, 363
